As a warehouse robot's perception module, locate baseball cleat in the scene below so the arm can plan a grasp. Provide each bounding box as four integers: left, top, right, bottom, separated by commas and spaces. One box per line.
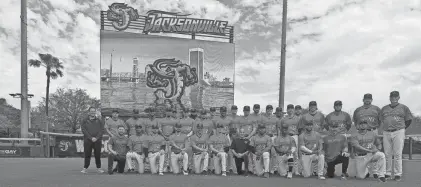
222, 171, 227, 176
263, 172, 269, 178
81, 168, 88, 174
373, 174, 378, 179
159, 172, 164, 176
394, 176, 401, 181
183, 170, 189, 176
378, 177, 386, 182
287, 172, 292, 179
97, 168, 105, 173
319, 176, 326, 180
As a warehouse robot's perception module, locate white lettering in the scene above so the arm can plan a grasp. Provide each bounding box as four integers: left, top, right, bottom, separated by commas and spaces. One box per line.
102, 140, 109, 152
75, 140, 84, 152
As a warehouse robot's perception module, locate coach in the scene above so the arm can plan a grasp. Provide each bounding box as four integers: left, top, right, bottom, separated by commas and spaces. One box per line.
380, 91, 413, 181
80, 107, 105, 174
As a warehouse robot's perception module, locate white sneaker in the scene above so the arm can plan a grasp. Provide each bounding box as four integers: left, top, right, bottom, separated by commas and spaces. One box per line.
319, 176, 326, 180
97, 168, 105, 173
81, 168, 88, 174
159, 172, 164, 176
183, 170, 188, 176
287, 172, 292, 179
222, 171, 227, 176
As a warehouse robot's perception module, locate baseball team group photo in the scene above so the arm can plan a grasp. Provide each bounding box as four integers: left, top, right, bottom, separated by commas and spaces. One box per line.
1, 1, 421, 187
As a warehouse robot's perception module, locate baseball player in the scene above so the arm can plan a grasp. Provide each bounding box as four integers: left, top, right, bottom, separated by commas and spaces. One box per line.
261, 105, 279, 174
209, 107, 217, 119
380, 91, 413, 181
299, 122, 325, 179
126, 109, 144, 137
325, 101, 353, 135
300, 101, 326, 135
249, 124, 272, 178
238, 106, 256, 173
179, 109, 195, 172
353, 94, 381, 133
321, 123, 350, 179
107, 125, 129, 174
212, 106, 233, 171
295, 105, 302, 118
209, 123, 231, 176
147, 124, 167, 175
195, 110, 214, 136
143, 108, 159, 136
228, 105, 241, 173
159, 108, 177, 141
278, 104, 301, 175
273, 123, 296, 179
250, 104, 263, 127
169, 123, 189, 175
105, 109, 126, 137
190, 122, 210, 175
275, 107, 284, 119
349, 121, 386, 182
126, 124, 148, 173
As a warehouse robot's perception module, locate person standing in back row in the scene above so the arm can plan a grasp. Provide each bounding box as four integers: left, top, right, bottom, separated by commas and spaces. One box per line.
81, 107, 105, 174
380, 91, 413, 181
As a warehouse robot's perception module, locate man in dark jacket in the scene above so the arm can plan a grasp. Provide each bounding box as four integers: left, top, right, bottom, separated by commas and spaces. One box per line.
81, 107, 105, 174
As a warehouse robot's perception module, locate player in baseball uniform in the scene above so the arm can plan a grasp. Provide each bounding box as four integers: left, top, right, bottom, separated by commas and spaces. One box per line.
325, 101, 353, 136
295, 105, 302, 118
212, 107, 233, 172
147, 124, 167, 175
380, 91, 413, 181
195, 110, 214, 136
278, 104, 301, 175
105, 109, 126, 138
299, 122, 325, 179
143, 108, 159, 136
169, 123, 189, 175
107, 125, 129, 175
249, 124, 272, 178
321, 123, 350, 179
273, 123, 296, 179
178, 109, 195, 172
261, 105, 279, 174
209, 107, 217, 120
190, 122, 210, 175
275, 107, 284, 119
209, 123, 231, 176
126, 124, 149, 173
126, 109, 144, 137
349, 121, 386, 182
228, 105, 241, 173
157, 108, 176, 172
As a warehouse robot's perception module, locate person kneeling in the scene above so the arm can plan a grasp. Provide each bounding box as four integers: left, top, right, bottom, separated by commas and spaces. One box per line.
231, 128, 250, 176
249, 124, 272, 178
126, 125, 148, 173
147, 124, 166, 175
191, 123, 210, 175
108, 125, 129, 175
299, 122, 325, 180
209, 124, 230, 176
273, 123, 296, 179
169, 123, 189, 175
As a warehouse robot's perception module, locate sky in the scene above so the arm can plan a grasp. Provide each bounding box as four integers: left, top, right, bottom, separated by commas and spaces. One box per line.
100, 31, 235, 80
0, 0, 421, 116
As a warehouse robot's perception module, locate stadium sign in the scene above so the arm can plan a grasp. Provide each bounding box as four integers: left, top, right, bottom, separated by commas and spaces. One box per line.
55, 136, 110, 157
106, 3, 228, 35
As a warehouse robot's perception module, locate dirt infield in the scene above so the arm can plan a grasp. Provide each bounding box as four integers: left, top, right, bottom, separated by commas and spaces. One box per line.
0, 158, 420, 187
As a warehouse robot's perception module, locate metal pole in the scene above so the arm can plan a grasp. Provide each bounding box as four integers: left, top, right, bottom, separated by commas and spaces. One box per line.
21, 0, 29, 144
409, 137, 413, 160
279, 0, 288, 111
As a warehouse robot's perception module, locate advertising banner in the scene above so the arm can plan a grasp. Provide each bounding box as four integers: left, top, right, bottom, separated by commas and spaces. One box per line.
0, 146, 31, 157
55, 135, 110, 158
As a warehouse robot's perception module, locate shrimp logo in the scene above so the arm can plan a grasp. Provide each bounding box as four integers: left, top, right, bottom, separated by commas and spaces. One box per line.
58, 140, 72, 152
107, 3, 139, 31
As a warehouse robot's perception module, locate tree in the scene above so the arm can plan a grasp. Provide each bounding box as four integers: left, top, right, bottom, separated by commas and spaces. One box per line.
31, 88, 100, 133
29, 53, 64, 117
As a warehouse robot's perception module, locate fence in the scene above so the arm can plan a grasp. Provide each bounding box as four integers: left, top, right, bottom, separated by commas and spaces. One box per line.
1, 133, 421, 159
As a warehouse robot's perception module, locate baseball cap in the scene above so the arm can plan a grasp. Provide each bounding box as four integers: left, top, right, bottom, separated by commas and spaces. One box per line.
196, 123, 204, 129
334, 100, 342, 106
216, 123, 224, 128
331, 123, 339, 128
266, 105, 273, 110
305, 122, 313, 126
231, 105, 238, 110
220, 106, 227, 112
243, 106, 250, 111
151, 124, 159, 129
280, 123, 289, 129
295, 105, 302, 109
257, 124, 265, 129
390, 91, 399, 97
359, 121, 368, 125
133, 109, 140, 114
200, 109, 207, 115
175, 123, 182, 128
210, 107, 216, 112
363, 93, 372, 99
253, 104, 260, 109
309, 101, 317, 106
112, 109, 119, 113
275, 107, 282, 113
287, 104, 294, 109
165, 108, 173, 112
190, 108, 197, 113
135, 124, 142, 129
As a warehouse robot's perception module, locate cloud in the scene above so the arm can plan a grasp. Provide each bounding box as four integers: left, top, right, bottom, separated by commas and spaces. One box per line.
1, 0, 421, 118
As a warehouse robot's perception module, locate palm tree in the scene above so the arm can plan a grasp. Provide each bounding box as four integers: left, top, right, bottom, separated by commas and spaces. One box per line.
29, 53, 64, 116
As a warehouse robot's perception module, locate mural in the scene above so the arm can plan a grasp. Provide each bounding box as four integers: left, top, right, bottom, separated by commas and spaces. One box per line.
106, 3, 139, 31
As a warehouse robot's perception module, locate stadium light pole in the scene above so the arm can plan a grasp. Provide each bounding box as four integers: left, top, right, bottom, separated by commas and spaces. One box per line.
279, 0, 288, 112
20, 0, 30, 142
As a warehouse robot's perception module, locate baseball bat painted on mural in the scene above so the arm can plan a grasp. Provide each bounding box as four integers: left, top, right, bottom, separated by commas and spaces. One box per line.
100, 31, 235, 115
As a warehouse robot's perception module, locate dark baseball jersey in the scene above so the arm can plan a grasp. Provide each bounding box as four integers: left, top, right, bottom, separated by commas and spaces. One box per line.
325, 111, 352, 134
208, 134, 230, 152
250, 134, 272, 153
273, 135, 296, 154
350, 131, 378, 155
190, 133, 209, 154
299, 112, 326, 133
238, 115, 255, 135
108, 134, 129, 155
178, 118, 194, 134
298, 131, 322, 151
213, 116, 232, 134
147, 134, 166, 153
169, 134, 188, 154
322, 134, 347, 162
380, 104, 413, 130
159, 117, 177, 137
229, 115, 241, 132
143, 118, 159, 135
261, 114, 279, 136
279, 115, 300, 135
127, 134, 148, 153
353, 105, 381, 129
105, 118, 126, 137
126, 117, 144, 136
